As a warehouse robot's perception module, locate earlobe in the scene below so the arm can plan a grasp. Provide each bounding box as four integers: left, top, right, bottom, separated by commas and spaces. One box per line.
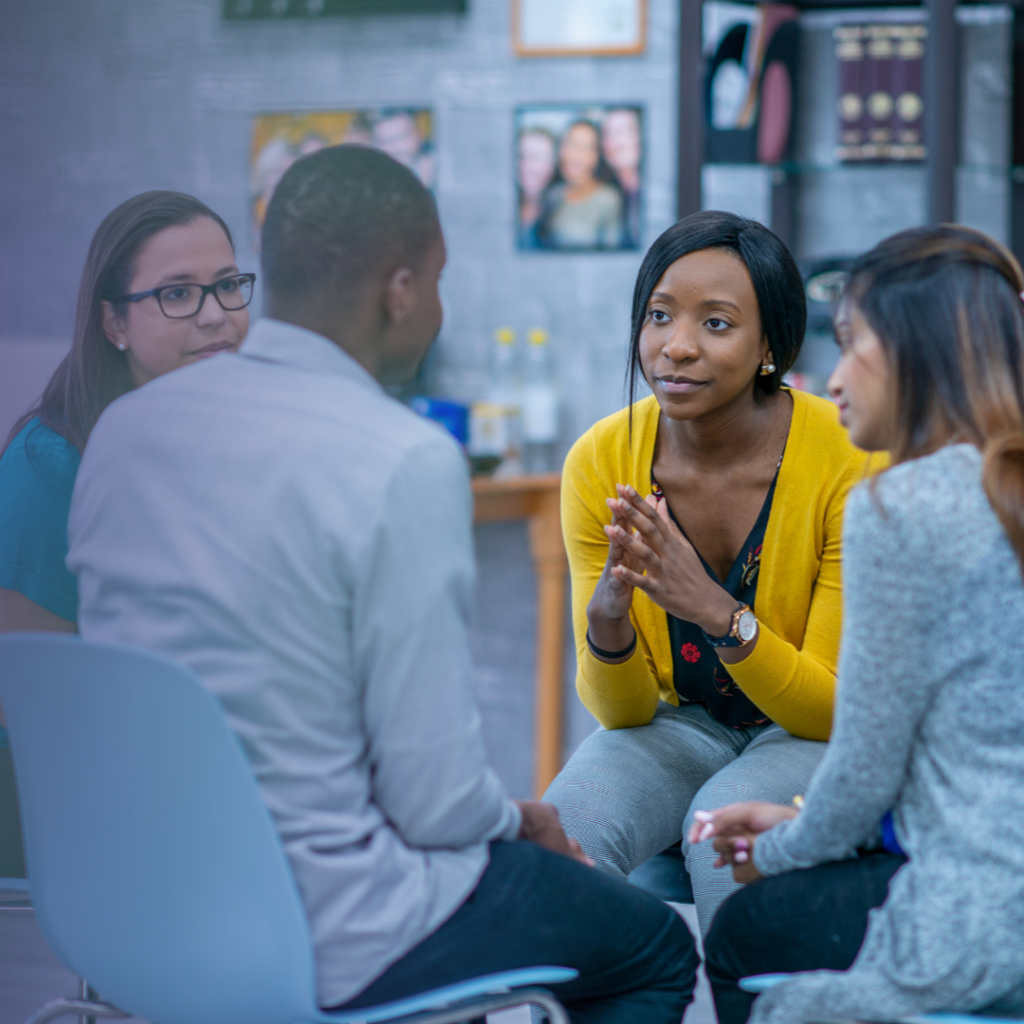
385, 267, 414, 326
101, 300, 129, 353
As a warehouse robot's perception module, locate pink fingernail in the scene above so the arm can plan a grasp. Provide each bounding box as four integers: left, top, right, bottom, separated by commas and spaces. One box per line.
735, 839, 749, 851
735, 851, 748, 863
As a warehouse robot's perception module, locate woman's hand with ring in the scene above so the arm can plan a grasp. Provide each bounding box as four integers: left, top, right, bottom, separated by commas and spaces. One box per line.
687, 801, 797, 884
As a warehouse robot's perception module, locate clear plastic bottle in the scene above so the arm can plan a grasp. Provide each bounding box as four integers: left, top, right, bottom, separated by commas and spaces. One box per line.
487, 327, 519, 409
469, 327, 522, 475
521, 328, 559, 474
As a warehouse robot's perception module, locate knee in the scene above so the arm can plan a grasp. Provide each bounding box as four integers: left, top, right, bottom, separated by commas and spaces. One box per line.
541, 728, 619, 805
704, 884, 759, 982
657, 904, 702, 990
672, 909, 701, 972
683, 769, 739, 829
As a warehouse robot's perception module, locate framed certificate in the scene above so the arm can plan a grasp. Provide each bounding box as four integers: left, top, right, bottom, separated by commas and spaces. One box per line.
513, 0, 647, 57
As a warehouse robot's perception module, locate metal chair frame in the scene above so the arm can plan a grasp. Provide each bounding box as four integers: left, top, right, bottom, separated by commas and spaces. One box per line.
25, 988, 571, 1024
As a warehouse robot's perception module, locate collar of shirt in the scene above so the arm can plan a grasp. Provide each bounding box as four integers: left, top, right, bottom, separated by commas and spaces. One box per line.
240, 317, 383, 394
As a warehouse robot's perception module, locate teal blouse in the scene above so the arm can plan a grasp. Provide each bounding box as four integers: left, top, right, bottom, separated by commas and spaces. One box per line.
0, 418, 81, 748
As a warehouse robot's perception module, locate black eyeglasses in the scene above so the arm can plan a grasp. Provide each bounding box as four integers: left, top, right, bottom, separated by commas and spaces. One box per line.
115, 273, 256, 320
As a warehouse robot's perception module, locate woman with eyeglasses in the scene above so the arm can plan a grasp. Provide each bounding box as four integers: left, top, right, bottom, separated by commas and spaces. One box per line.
0, 190, 254, 637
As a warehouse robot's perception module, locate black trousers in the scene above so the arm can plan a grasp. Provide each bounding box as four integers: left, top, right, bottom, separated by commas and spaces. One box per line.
704, 849, 907, 1024
331, 839, 699, 1024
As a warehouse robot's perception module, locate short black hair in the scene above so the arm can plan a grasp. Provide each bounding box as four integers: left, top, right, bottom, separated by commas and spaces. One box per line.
261, 144, 440, 302
627, 211, 806, 404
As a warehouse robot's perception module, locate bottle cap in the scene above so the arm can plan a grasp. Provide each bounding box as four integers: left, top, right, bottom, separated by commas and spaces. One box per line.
494, 327, 515, 345
528, 328, 548, 346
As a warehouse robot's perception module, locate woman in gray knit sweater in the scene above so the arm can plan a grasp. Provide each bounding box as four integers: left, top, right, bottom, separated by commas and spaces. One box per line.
691, 226, 1024, 1024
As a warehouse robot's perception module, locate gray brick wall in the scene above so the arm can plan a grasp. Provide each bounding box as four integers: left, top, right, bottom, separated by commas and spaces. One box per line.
0, 0, 681, 442
2, 0, 690, 793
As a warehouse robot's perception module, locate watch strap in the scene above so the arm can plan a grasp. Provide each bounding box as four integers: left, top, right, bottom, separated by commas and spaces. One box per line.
703, 604, 752, 649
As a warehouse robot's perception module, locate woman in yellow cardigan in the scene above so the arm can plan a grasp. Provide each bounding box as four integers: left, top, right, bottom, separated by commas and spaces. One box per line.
544, 211, 875, 934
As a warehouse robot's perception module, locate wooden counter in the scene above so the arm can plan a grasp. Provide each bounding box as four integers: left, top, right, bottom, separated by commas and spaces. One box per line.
471, 473, 567, 797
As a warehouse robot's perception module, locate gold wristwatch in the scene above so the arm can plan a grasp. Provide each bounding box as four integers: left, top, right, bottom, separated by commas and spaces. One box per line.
704, 603, 758, 648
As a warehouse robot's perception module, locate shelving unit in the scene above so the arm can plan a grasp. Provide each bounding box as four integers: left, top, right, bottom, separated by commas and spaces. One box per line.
677, 0, 1018, 250
677, 0, 1018, 388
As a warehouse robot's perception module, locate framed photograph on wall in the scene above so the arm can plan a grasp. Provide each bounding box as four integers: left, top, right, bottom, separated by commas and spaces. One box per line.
516, 105, 642, 251
250, 108, 433, 241
513, 0, 647, 57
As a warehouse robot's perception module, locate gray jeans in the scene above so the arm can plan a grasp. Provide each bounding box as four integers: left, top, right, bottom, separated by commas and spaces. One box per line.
544, 701, 827, 934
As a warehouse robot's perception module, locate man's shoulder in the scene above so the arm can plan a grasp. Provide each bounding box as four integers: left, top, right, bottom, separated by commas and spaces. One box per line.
101, 351, 458, 472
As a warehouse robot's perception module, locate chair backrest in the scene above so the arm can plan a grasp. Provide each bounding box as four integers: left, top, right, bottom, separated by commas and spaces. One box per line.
0, 634, 319, 1024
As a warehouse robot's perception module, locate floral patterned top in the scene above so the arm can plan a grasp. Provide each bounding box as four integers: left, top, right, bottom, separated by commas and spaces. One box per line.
653, 469, 778, 730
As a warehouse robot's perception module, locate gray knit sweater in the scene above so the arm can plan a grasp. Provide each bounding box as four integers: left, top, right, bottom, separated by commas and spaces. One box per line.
751, 444, 1024, 1023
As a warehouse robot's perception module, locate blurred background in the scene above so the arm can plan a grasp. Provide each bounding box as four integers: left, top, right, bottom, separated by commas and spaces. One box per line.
1, 2, 1016, 1020
0, 0, 1015, 795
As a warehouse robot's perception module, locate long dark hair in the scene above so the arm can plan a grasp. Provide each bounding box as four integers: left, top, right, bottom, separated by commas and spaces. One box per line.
5, 191, 233, 454
626, 211, 806, 411
536, 120, 624, 249
845, 225, 1024, 564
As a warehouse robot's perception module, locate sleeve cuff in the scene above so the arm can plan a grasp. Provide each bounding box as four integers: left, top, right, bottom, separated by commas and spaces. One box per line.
752, 818, 799, 877
579, 639, 649, 697
0, 562, 77, 621
724, 623, 799, 705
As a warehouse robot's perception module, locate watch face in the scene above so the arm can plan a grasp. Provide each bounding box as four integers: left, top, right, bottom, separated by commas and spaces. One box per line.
737, 609, 757, 643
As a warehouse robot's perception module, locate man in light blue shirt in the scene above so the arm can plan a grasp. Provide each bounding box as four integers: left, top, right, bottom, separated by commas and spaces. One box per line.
68, 146, 697, 1021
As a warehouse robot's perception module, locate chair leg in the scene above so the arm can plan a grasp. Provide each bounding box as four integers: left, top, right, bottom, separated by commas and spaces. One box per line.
77, 978, 97, 1024
384, 987, 570, 1024
25, 999, 129, 1024
518, 991, 569, 1024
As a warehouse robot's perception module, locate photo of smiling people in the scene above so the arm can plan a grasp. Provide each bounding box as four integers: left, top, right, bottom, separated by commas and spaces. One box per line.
249, 108, 433, 241
516, 105, 643, 251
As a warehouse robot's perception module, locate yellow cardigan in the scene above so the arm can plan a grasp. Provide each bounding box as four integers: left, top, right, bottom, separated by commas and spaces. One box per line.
561, 390, 878, 741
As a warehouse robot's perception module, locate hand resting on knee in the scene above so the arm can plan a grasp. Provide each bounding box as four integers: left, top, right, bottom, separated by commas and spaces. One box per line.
516, 800, 594, 866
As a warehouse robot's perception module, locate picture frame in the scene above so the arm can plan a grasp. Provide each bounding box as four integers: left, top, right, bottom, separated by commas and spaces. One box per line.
512, 0, 647, 58
249, 108, 434, 242
516, 104, 643, 252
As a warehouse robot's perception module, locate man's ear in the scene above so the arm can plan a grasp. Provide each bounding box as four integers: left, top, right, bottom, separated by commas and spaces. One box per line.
101, 301, 129, 352
384, 266, 415, 327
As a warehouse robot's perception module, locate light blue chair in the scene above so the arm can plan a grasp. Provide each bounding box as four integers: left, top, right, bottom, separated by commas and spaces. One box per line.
740, 973, 1024, 1023
0, 634, 576, 1024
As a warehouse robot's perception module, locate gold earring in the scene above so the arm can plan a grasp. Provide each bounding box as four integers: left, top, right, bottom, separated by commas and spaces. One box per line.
759, 362, 776, 376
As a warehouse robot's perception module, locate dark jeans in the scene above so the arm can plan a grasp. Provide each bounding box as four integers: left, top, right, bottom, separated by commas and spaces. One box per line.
704, 849, 907, 1024
331, 839, 699, 1024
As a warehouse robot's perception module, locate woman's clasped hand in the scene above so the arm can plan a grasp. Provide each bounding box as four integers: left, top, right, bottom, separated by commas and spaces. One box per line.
595, 482, 739, 643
